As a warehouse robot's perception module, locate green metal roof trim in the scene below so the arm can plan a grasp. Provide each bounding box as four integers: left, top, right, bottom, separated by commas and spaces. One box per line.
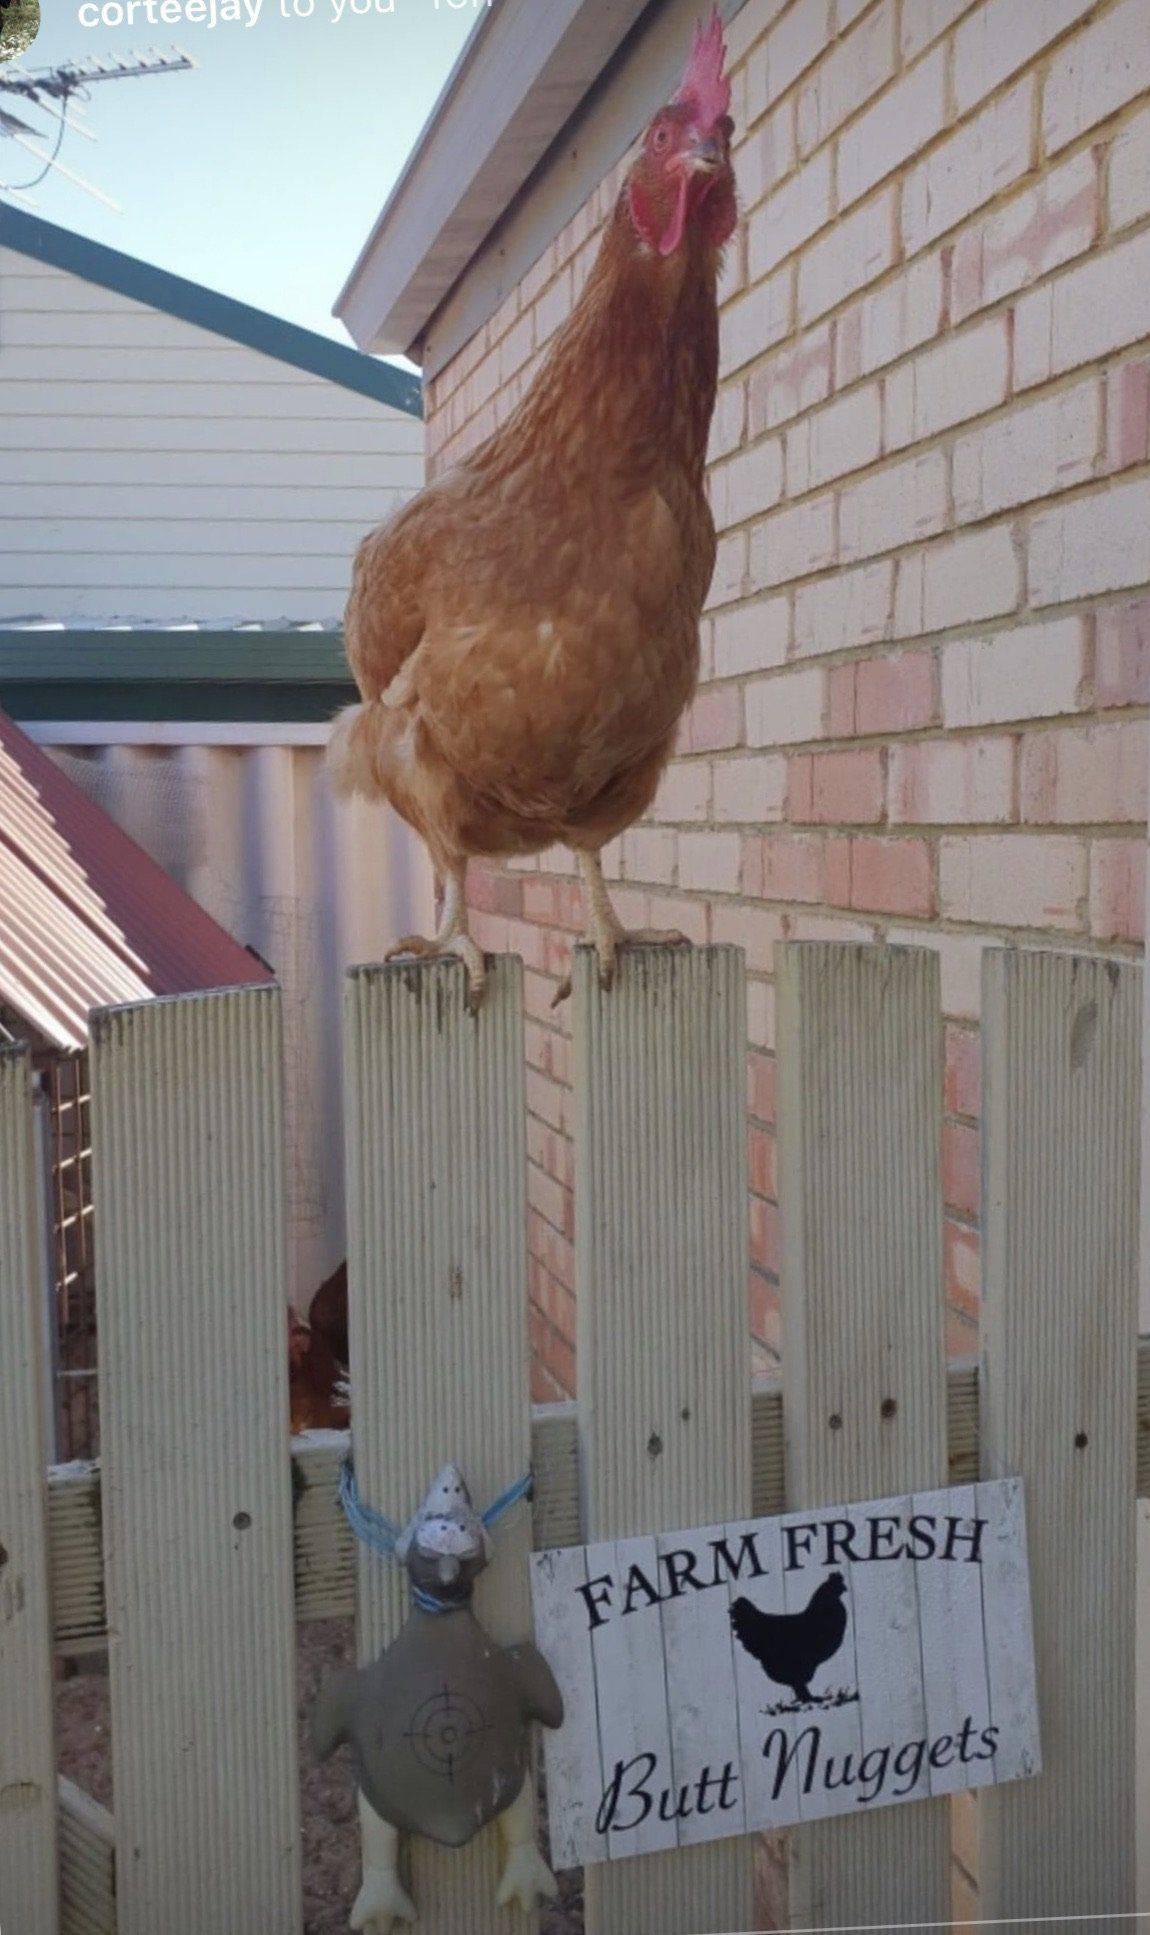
0, 629, 356, 724
0, 204, 423, 418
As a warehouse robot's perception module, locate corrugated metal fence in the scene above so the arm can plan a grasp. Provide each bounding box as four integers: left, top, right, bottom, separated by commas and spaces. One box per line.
0, 942, 1145, 1934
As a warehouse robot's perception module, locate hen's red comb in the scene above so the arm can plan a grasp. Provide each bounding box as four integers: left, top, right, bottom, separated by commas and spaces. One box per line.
673, 6, 732, 132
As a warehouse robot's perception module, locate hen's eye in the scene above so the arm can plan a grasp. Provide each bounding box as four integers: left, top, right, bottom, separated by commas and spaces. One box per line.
653, 125, 671, 153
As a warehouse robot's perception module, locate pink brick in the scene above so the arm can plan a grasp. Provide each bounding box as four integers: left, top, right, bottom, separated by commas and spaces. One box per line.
1089, 839, 1146, 942
793, 558, 894, 659
889, 737, 1015, 826
885, 927, 987, 1019
950, 148, 1097, 325
745, 662, 825, 745
712, 594, 791, 676
677, 831, 742, 895
953, 380, 1101, 523
711, 439, 785, 528
682, 683, 743, 753
757, 830, 828, 903
788, 748, 884, 823
748, 492, 836, 588
712, 753, 788, 823
748, 149, 833, 280
734, 100, 797, 208
711, 901, 787, 974
942, 1119, 980, 1220
902, 82, 1033, 257
1013, 228, 1150, 390
941, 617, 1085, 727
797, 187, 897, 324
749, 324, 833, 436
707, 529, 748, 609
895, 527, 1021, 637
534, 267, 573, 347
720, 265, 793, 378
649, 760, 710, 823
945, 1219, 981, 1319
621, 827, 676, 885
1095, 597, 1150, 708
1104, 358, 1150, 473
834, 252, 945, 386
901, 0, 977, 62
838, 449, 949, 562
1110, 102, 1150, 233
953, 0, 1094, 115
1028, 477, 1150, 607
785, 382, 882, 493
830, 650, 936, 736
747, 0, 833, 120
834, 837, 935, 917
1020, 719, 1148, 825
939, 834, 1086, 930
709, 380, 747, 464
885, 316, 1010, 449
498, 311, 535, 386
945, 1024, 981, 1119
796, 0, 896, 155
838, 46, 948, 208
1043, 0, 1150, 152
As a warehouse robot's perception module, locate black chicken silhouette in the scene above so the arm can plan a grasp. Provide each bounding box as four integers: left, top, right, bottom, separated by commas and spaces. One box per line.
730, 1571, 848, 1703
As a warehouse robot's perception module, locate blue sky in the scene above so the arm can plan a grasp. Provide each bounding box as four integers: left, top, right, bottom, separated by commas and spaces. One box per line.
2, 0, 481, 343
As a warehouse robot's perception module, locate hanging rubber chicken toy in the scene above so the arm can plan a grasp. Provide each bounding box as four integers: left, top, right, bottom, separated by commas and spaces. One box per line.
313, 1465, 563, 1930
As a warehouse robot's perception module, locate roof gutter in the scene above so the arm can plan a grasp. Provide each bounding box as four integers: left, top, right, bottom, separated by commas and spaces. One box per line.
335, 0, 652, 359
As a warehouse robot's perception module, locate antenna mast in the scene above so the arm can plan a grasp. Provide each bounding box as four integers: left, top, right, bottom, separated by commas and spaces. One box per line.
0, 47, 195, 207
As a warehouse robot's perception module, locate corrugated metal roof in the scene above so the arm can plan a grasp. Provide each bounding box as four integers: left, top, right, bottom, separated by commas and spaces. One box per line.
0, 707, 272, 1051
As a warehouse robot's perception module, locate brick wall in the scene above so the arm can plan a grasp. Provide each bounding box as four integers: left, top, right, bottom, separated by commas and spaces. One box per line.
423, 0, 1150, 1402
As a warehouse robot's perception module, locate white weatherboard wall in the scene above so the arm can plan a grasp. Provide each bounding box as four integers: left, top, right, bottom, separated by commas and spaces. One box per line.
0, 248, 423, 623
36, 732, 433, 1308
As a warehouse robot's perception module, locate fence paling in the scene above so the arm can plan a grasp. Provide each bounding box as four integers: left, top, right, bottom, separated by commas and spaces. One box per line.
980, 950, 1141, 1919
575, 944, 755, 1935
44, 1348, 1150, 1656
89, 987, 301, 1935
343, 958, 535, 1935
0, 1045, 60, 1935
776, 942, 952, 1922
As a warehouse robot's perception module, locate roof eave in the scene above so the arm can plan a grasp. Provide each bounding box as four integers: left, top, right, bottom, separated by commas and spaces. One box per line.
335, 0, 652, 358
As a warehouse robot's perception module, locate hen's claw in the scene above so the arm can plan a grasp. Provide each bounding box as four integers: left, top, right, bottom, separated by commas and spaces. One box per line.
551, 929, 693, 1007
385, 933, 487, 1012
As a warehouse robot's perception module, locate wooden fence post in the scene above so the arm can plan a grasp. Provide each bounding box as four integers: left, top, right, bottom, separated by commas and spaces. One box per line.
90, 986, 301, 1935
980, 950, 1141, 1918
0, 1044, 59, 1935
343, 957, 535, 1934
775, 942, 952, 1924
575, 944, 754, 1935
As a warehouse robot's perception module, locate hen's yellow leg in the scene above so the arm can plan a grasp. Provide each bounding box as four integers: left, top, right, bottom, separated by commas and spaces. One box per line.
553, 849, 689, 1005
387, 866, 486, 1009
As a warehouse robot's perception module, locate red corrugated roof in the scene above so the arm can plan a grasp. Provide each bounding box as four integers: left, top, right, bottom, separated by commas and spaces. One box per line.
0, 707, 272, 1051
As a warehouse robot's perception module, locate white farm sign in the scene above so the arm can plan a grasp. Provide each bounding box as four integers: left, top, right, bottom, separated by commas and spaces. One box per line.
530, 1478, 1040, 1868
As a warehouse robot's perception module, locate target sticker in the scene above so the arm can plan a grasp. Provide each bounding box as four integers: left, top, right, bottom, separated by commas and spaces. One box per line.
402, 1685, 491, 1782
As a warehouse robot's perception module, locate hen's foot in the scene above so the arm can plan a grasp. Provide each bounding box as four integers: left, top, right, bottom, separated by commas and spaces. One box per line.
551, 930, 692, 1008
385, 933, 487, 1012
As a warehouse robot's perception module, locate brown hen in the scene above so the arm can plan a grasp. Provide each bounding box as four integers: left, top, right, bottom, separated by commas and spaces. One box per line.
329, 10, 738, 1003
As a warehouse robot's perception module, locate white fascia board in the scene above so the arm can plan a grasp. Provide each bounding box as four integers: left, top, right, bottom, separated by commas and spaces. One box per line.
335, 0, 650, 357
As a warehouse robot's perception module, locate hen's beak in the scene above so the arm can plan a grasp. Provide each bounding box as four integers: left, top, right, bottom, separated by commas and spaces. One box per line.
687, 132, 725, 173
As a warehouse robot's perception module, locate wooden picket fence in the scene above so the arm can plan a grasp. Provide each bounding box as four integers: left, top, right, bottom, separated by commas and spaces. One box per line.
1, 942, 1147, 1935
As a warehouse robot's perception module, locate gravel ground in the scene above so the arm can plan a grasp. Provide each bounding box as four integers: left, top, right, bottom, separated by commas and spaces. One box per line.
57, 1619, 584, 1935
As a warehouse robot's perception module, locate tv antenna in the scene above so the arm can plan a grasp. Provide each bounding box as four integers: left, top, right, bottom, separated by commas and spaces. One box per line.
0, 47, 195, 208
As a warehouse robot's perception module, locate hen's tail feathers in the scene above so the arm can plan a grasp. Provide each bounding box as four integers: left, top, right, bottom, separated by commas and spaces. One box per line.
327, 701, 386, 800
